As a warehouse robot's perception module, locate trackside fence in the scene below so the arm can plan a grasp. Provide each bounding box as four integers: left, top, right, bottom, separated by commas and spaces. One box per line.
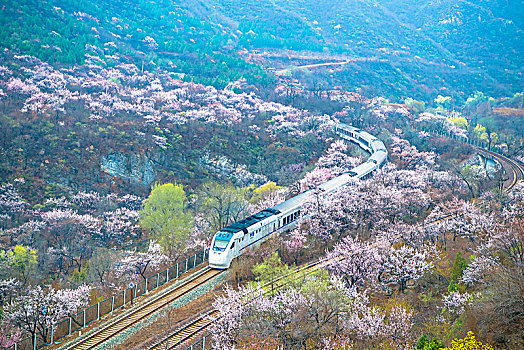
6, 248, 209, 350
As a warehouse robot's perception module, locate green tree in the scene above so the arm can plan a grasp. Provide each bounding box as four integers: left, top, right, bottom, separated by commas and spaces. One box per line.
465, 92, 493, 110
249, 182, 283, 205
0, 245, 37, 285
405, 97, 426, 114
140, 183, 193, 260
417, 334, 445, 349
435, 95, 452, 109
450, 117, 468, 130
473, 124, 498, 148
252, 252, 292, 294
473, 124, 488, 142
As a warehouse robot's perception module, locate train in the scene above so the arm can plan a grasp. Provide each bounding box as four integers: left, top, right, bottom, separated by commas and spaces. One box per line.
208, 123, 388, 269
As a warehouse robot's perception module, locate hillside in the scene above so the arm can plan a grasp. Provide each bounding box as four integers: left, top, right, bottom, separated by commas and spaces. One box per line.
1, 0, 522, 101
186, 0, 524, 100
0, 0, 274, 88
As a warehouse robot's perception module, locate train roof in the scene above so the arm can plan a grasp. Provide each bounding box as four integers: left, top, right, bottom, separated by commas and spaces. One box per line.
271, 191, 309, 214
336, 124, 361, 133
318, 173, 354, 193
358, 131, 375, 141
351, 162, 376, 176
369, 150, 387, 162
220, 208, 280, 234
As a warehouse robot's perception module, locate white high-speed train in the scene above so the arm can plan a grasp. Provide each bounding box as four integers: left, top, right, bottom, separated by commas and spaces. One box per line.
208, 123, 388, 268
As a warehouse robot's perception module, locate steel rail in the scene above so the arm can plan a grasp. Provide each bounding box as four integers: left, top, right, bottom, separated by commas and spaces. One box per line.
63, 268, 223, 350
472, 146, 524, 191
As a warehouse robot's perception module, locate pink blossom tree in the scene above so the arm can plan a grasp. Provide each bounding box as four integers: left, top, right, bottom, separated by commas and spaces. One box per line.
316, 140, 360, 175
299, 168, 333, 192
283, 228, 308, 264
42, 209, 100, 273
389, 135, 437, 170
210, 284, 265, 349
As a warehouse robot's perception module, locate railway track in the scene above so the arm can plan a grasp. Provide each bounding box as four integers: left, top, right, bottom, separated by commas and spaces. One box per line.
148, 310, 218, 350
421, 147, 523, 228
473, 146, 524, 191
148, 257, 333, 350
63, 267, 223, 350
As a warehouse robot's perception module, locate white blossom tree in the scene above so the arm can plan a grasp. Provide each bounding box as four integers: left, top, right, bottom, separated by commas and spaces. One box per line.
4, 284, 90, 345
443, 290, 476, 316
380, 245, 432, 292
326, 236, 383, 289
116, 241, 169, 281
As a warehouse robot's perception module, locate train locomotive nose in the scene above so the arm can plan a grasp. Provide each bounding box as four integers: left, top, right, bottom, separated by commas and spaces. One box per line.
209, 251, 229, 269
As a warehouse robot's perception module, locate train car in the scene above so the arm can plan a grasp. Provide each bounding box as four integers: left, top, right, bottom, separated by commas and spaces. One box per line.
352, 161, 377, 179
318, 172, 357, 193
370, 138, 387, 153
208, 123, 388, 269
368, 150, 387, 167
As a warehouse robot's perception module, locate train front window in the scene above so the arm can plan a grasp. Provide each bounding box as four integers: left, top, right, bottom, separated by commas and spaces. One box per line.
213, 239, 229, 250
213, 231, 233, 251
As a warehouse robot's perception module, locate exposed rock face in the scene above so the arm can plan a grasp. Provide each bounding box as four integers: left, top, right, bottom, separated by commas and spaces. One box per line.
101, 153, 156, 186
199, 153, 268, 187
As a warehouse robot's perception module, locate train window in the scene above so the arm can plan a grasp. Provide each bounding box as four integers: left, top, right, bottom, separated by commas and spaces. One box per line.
213, 239, 229, 251
230, 242, 235, 249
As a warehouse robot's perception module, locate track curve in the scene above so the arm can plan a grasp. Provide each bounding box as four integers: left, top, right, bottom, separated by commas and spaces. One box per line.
473, 146, 524, 191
